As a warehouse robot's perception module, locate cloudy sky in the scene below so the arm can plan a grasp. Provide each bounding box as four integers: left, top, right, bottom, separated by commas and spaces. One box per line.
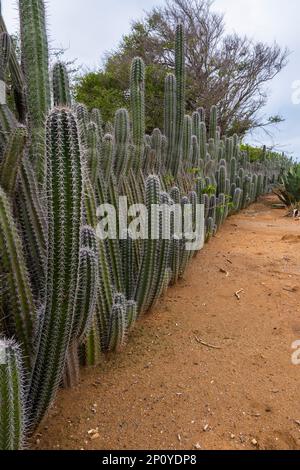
2, 0, 300, 159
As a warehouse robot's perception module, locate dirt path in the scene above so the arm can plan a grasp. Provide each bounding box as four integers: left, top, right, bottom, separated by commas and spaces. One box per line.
34, 196, 300, 451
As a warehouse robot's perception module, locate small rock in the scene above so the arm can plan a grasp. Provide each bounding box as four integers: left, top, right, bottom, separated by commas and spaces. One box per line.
251, 439, 258, 446
230, 434, 235, 439
193, 443, 201, 450
203, 424, 210, 432
90, 433, 100, 441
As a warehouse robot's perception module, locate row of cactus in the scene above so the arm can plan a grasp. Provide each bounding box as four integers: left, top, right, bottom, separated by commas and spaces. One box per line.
0, 1, 290, 449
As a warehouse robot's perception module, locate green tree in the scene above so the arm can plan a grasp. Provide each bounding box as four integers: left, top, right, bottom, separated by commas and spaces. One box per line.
75, 0, 289, 135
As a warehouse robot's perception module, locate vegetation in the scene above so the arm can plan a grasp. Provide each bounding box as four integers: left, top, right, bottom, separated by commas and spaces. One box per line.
75, 0, 288, 135
0, 0, 291, 449
274, 164, 300, 208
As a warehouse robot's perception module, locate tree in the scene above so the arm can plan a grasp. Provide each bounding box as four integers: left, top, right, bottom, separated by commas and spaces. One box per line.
75, 0, 289, 135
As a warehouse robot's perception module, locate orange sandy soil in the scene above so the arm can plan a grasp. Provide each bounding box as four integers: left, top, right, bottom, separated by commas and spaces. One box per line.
33, 195, 300, 451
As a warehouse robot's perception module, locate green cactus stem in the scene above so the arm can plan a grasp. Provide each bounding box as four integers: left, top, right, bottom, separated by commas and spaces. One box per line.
29, 108, 83, 426
0, 339, 25, 450
52, 62, 72, 107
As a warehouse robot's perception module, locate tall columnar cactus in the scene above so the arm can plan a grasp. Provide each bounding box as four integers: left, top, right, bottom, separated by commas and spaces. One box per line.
16, 159, 47, 297
164, 73, 176, 171
107, 302, 127, 353
0, 125, 27, 196
192, 111, 201, 147
135, 175, 160, 314
0, 32, 17, 157
209, 105, 218, 141
218, 165, 227, 195
0, 31, 11, 81
19, 0, 51, 175
100, 133, 114, 187
0, 186, 35, 370
90, 108, 103, 139
52, 62, 72, 107
172, 23, 185, 176
199, 122, 207, 162
131, 57, 145, 172
29, 108, 83, 426
191, 135, 200, 168
0, 340, 25, 450
121, 230, 135, 300
230, 157, 237, 184
233, 187, 243, 213
182, 115, 192, 166
151, 128, 162, 172
71, 246, 98, 346
64, 244, 98, 388
87, 121, 100, 187
146, 191, 171, 311
197, 107, 206, 123
114, 108, 130, 178
75, 102, 89, 148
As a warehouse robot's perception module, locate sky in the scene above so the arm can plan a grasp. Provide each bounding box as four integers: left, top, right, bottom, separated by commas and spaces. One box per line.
2, 0, 300, 160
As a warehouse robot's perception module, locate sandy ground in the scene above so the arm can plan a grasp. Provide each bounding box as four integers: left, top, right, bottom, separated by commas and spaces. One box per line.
33, 196, 300, 451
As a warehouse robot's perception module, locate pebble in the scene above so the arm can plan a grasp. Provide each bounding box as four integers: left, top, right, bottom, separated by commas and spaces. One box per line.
251, 439, 258, 446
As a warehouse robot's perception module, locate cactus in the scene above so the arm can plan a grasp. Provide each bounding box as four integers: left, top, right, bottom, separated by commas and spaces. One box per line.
218, 165, 227, 195
0, 340, 25, 450
0, 31, 11, 81
71, 247, 98, 345
172, 23, 185, 176
29, 108, 83, 426
183, 115, 192, 166
19, 0, 51, 175
64, 245, 98, 388
16, 159, 47, 297
107, 301, 127, 353
121, 230, 135, 300
101, 133, 114, 186
114, 108, 130, 178
0, 125, 27, 196
146, 191, 171, 310
126, 300, 138, 333
164, 74, 176, 171
209, 106, 218, 141
151, 128, 162, 172
52, 62, 72, 107
131, 57, 145, 172
0, 187, 35, 370
197, 107, 206, 123
135, 175, 160, 314
87, 121, 101, 187
233, 188, 243, 213
90, 108, 103, 140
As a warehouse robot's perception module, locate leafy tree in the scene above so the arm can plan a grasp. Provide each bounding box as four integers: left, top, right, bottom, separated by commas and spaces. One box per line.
75, 0, 289, 135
